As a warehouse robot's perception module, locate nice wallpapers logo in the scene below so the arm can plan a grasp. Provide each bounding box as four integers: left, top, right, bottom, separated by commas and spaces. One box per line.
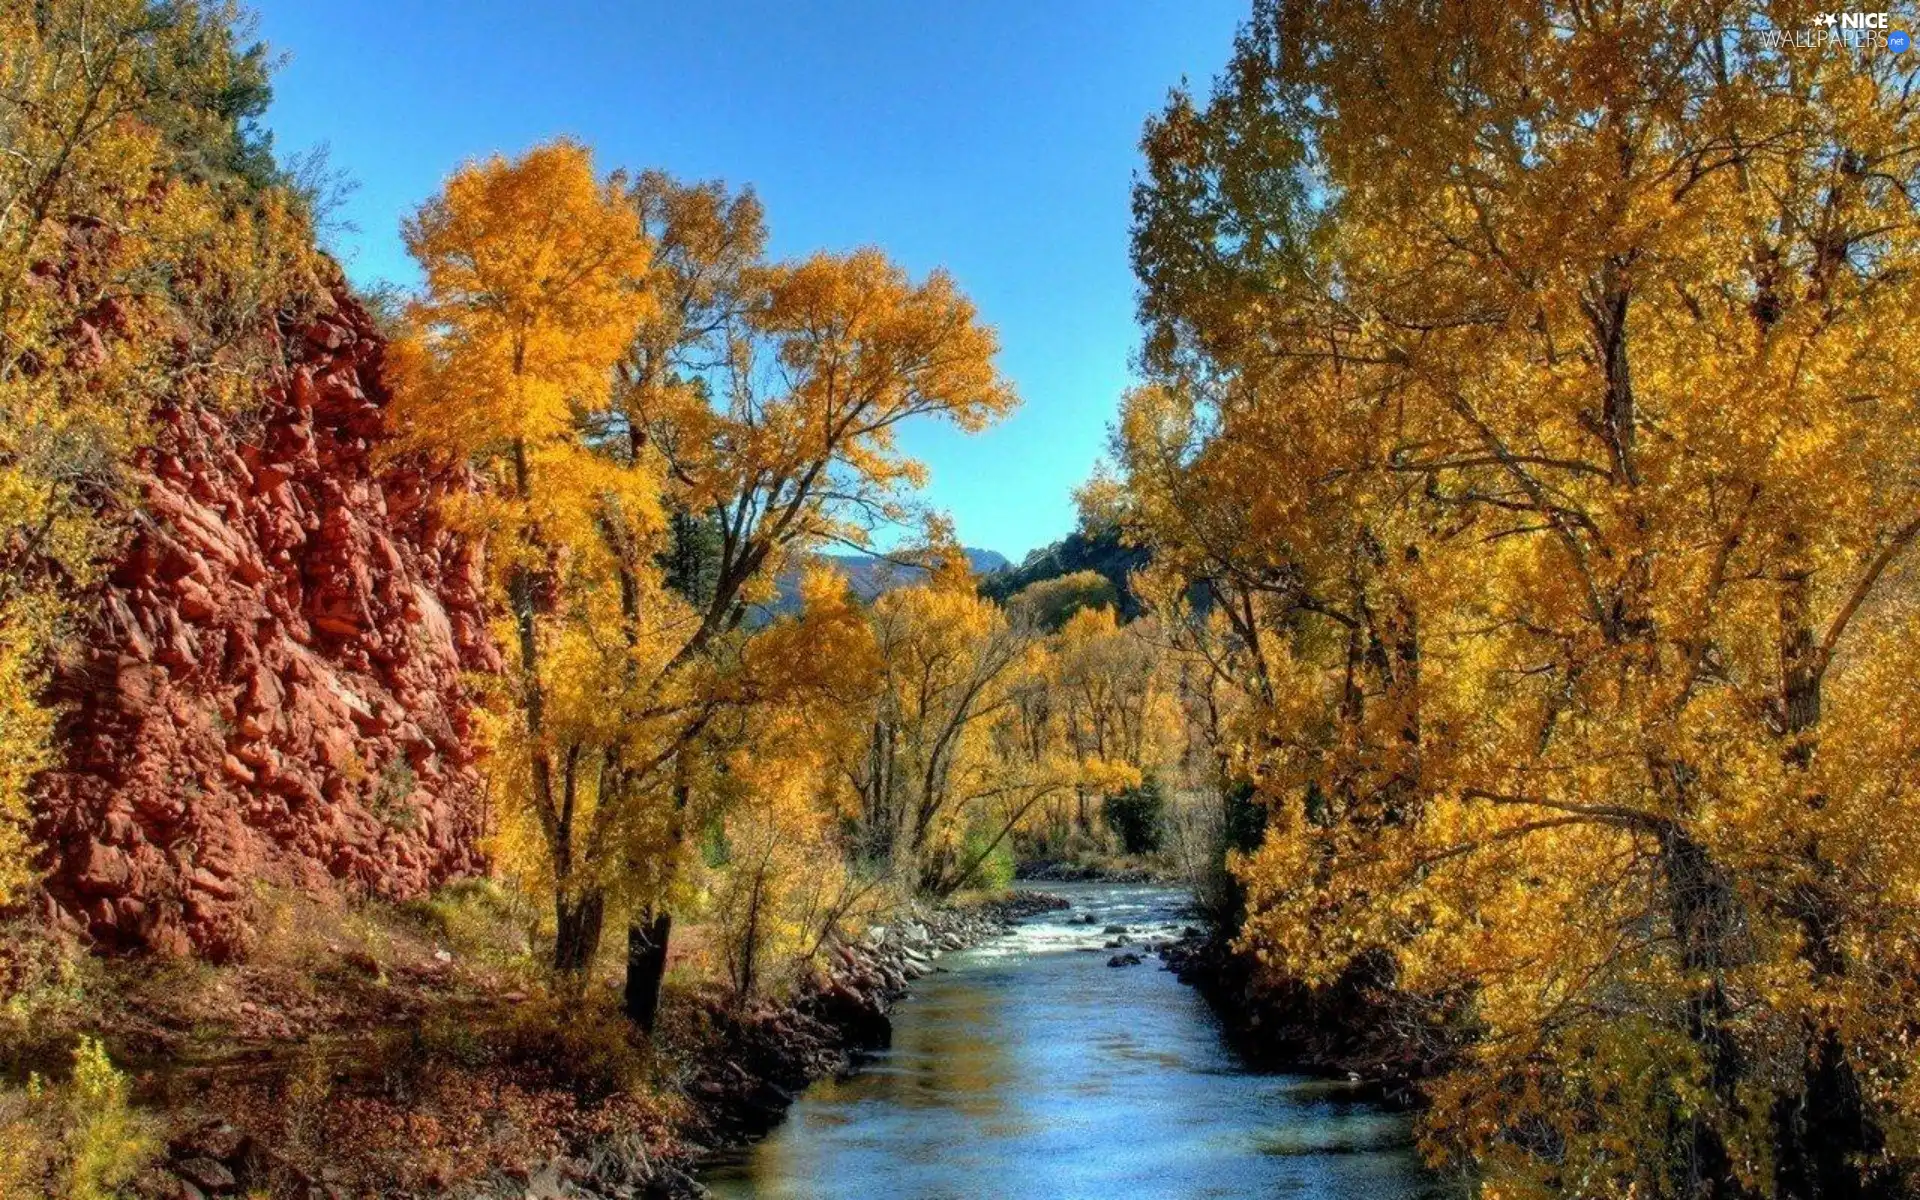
1776, 11, 1912, 51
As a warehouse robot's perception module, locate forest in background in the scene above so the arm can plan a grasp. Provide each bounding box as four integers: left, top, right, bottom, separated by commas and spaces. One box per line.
6, 1, 1920, 1199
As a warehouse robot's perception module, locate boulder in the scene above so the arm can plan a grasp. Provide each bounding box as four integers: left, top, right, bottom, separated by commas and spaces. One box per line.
173, 1158, 236, 1193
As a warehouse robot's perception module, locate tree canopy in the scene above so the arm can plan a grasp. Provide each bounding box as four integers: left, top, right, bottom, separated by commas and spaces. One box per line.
1122, 2, 1920, 1195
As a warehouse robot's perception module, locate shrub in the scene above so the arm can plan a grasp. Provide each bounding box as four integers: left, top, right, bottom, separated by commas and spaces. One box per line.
957, 823, 1015, 892
1102, 780, 1166, 855
500, 994, 646, 1102
397, 877, 536, 966
0, 919, 103, 1074
62, 1038, 153, 1200
0, 1037, 155, 1200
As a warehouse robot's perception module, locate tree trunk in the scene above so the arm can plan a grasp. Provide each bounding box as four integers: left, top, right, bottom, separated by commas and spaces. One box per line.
735, 870, 765, 1007
861, 718, 897, 866
1658, 822, 1747, 1199
1585, 254, 1639, 487
553, 889, 606, 977
1778, 538, 1821, 749
1768, 536, 1901, 1197
1382, 581, 1421, 825
1775, 1028, 1896, 1200
623, 910, 672, 1032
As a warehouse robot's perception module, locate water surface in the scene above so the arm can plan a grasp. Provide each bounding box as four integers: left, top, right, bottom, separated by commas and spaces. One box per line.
705, 882, 1443, 1200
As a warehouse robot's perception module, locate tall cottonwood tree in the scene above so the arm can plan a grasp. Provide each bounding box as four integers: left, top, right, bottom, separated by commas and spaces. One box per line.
1126, 2, 1920, 1195
399, 160, 1018, 1017
388, 141, 660, 977
609, 200, 1018, 1022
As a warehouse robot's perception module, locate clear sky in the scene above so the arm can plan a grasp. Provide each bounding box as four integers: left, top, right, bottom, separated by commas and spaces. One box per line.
248, 0, 1245, 560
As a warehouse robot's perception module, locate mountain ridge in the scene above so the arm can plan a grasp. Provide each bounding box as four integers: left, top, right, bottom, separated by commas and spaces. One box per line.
764, 546, 1010, 614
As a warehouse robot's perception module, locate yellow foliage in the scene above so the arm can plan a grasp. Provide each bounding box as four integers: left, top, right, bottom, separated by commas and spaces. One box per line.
829, 560, 1175, 889
679, 572, 889, 1002
390, 140, 654, 463
390, 140, 671, 960
1006, 569, 1117, 631
0, 1037, 155, 1200
395, 156, 1017, 978
0, 609, 53, 902
704, 696, 874, 1004
1128, 4, 1920, 1193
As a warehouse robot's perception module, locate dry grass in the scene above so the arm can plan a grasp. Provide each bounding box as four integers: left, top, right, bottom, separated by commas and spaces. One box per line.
0, 881, 707, 1197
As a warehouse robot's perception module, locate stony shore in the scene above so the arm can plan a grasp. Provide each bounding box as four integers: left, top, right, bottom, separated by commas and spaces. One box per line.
1154, 929, 1447, 1110
477, 891, 1069, 1199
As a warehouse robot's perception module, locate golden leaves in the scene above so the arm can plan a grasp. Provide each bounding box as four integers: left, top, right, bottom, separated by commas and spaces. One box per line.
390, 141, 654, 463
1127, 1, 1920, 1191
394, 148, 1020, 963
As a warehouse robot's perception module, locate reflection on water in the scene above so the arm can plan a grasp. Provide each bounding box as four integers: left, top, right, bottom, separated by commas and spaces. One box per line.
703, 883, 1445, 1200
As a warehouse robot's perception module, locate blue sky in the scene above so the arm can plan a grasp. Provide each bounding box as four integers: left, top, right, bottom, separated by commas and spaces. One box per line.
249, 0, 1245, 560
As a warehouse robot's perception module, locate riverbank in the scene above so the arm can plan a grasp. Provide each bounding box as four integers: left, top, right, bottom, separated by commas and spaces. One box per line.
11, 881, 1449, 1200
1014, 856, 1167, 884
85, 889, 1068, 1200
640, 891, 1069, 1198
1155, 930, 1452, 1110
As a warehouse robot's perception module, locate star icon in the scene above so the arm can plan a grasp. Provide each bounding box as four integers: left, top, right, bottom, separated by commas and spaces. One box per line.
1815, 11, 1838, 24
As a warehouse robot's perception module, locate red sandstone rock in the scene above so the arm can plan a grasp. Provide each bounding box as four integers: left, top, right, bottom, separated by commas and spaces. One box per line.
34, 287, 498, 960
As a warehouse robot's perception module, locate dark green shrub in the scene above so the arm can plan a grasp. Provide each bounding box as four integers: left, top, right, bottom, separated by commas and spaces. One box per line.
1224, 778, 1266, 854
1103, 780, 1166, 854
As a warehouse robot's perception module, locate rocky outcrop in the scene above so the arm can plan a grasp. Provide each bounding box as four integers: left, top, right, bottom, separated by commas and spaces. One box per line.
33, 288, 496, 959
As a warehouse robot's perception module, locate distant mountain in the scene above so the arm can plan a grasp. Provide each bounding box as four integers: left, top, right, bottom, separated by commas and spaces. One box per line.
762, 547, 1010, 616
978, 524, 1150, 619
967, 547, 1013, 574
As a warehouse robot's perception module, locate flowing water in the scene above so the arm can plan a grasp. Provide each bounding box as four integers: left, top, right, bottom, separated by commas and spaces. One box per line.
703, 882, 1445, 1200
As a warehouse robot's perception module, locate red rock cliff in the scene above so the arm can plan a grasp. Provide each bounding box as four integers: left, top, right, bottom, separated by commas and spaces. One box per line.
34, 290, 497, 958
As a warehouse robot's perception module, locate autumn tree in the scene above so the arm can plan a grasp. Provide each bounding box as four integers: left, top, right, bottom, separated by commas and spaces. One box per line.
842, 560, 1167, 887
697, 569, 884, 1006
388, 140, 659, 977
394, 159, 1018, 1020
995, 598, 1177, 852
1053, 605, 1167, 824
847, 562, 1043, 889
1127, 2, 1920, 1195
1006, 569, 1117, 632
600, 176, 1019, 1025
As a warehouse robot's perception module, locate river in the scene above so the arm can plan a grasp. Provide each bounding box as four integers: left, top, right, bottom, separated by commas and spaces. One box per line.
703, 882, 1445, 1199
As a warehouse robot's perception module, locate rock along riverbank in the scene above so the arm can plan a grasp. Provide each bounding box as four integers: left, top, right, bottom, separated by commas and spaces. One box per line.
471, 891, 1070, 1200
1154, 930, 1452, 1111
